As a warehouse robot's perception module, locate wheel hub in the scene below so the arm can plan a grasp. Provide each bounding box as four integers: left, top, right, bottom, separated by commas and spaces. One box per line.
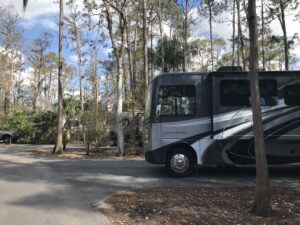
170, 154, 190, 173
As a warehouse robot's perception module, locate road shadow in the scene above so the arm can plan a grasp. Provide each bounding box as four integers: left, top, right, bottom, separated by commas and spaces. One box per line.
1, 147, 300, 212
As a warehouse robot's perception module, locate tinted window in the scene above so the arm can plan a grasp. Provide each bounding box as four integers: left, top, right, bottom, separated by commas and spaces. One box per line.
220, 79, 278, 106
284, 84, 300, 105
157, 86, 196, 116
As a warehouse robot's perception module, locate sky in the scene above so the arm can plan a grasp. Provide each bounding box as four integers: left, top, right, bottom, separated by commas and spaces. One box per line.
0, 0, 72, 63
189, 7, 300, 69
0, 0, 299, 70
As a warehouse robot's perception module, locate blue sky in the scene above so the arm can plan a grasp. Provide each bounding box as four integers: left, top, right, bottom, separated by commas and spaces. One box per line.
0, 0, 110, 68
1, 0, 300, 70
2, 0, 73, 65
20, 14, 74, 62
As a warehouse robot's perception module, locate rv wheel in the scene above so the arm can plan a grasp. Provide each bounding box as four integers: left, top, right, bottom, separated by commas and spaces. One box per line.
166, 148, 195, 177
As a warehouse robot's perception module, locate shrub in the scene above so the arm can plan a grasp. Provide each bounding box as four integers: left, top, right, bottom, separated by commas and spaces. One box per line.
33, 111, 57, 144
82, 110, 108, 146
8, 110, 36, 143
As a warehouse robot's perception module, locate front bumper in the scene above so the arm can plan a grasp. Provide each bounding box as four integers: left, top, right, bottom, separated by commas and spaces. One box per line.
145, 148, 167, 164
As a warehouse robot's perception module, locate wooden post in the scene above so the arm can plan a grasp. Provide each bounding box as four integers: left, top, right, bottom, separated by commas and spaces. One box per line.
86, 142, 90, 155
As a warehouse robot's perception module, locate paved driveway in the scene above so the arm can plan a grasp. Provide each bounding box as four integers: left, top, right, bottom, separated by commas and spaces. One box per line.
1, 144, 300, 225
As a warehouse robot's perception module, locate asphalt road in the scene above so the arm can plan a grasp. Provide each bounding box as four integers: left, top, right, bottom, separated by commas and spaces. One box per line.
1, 144, 300, 225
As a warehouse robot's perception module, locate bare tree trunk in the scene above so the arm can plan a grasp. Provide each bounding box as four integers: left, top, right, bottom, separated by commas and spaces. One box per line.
125, 24, 133, 98
32, 69, 38, 113
95, 79, 99, 116
36, 48, 44, 113
261, 0, 266, 70
76, 40, 83, 111
116, 54, 125, 156
150, 18, 154, 79
143, 0, 149, 88
122, 51, 128, 101
158, 0, 165, 72
66, 4, 85, 142
125, 19, 137, 147
237, 0, 246, 70
78, 51, 85, 143
33, 68, 42, 112
248, 0, 270, 216
118, 23, 126, 157
183, 0, 188, 72
16, 55, 22, 106
46, 70, 52, 110
209, 3, 214, 71
232, 0, 236, 66
93, 51, 99, 116
9, 55, 14, 114
132, 25, 137, 103
104, 3, 125, 156
125, 20, 136, 127
279, 0, 289, 71
237, 26, 240, 66
53, 0, 64, 154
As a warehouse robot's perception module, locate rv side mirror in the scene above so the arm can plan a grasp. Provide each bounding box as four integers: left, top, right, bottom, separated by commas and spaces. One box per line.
156, 105, 161, 117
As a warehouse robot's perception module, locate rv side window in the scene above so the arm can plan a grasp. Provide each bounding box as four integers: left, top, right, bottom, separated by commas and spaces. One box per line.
284, 84, 300, 105
220, 79, 278, 106
157, 85, 196, 117
220, 80, 250, 106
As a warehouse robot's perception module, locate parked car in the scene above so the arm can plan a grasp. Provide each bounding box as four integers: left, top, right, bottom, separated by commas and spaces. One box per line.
0, 130, 18, 144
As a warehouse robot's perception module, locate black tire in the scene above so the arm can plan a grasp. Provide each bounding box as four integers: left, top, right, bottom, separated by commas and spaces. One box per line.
166, 147, 195, 178
3, 135, 11, 144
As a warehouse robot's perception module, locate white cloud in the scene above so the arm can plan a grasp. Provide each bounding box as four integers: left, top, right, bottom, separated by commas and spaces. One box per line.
0, 0, 58, 19
70, 54, 79, 64
104, 48, 112, 56
0, 0, 84, 31
20, 67, 33, 87
20, 0, 85, 19
162, 23, 171, 37
39, 18, 58, 31
189, 7, 300, 65
189, 6, 299, 38
270, 14, 300, 67
20, 17, 58, 30
0, 0, 58, 31
291, 44, 300, 69
270, 14, 299, 37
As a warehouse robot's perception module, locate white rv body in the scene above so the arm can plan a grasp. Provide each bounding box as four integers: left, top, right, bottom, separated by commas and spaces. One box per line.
144, 70, 300, 176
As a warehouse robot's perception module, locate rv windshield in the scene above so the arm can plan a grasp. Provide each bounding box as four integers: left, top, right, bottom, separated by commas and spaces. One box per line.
145, 82, 153, 120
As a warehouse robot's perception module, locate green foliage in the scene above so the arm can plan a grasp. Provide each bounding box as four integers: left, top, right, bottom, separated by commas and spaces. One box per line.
198, 0, 228, 22
0, 107, 58, 144
7, 109, 36, 143
154, 36, 184, 72
64, 98, 81, 128
82, 110, 108, 146
221, 52, 234, 67
33, 111, 58, 144
189, 38, 226, 71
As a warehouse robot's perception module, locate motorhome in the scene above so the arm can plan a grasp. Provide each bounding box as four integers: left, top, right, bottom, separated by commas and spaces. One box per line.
144, 67, 300, 177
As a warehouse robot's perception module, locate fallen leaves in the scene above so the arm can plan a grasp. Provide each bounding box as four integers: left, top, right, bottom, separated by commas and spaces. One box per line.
30, 147, 144, 160
100, 187, 300, 225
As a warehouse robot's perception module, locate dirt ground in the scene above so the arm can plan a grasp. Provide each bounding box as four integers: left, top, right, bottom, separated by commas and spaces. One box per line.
31, 147, 144, 160
100, 187, 300, 225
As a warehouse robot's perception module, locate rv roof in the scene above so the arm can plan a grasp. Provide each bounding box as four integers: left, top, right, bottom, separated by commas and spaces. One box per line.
151, 70, 300, 82
151, 72, 209, 82
213, 70, 300, 77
